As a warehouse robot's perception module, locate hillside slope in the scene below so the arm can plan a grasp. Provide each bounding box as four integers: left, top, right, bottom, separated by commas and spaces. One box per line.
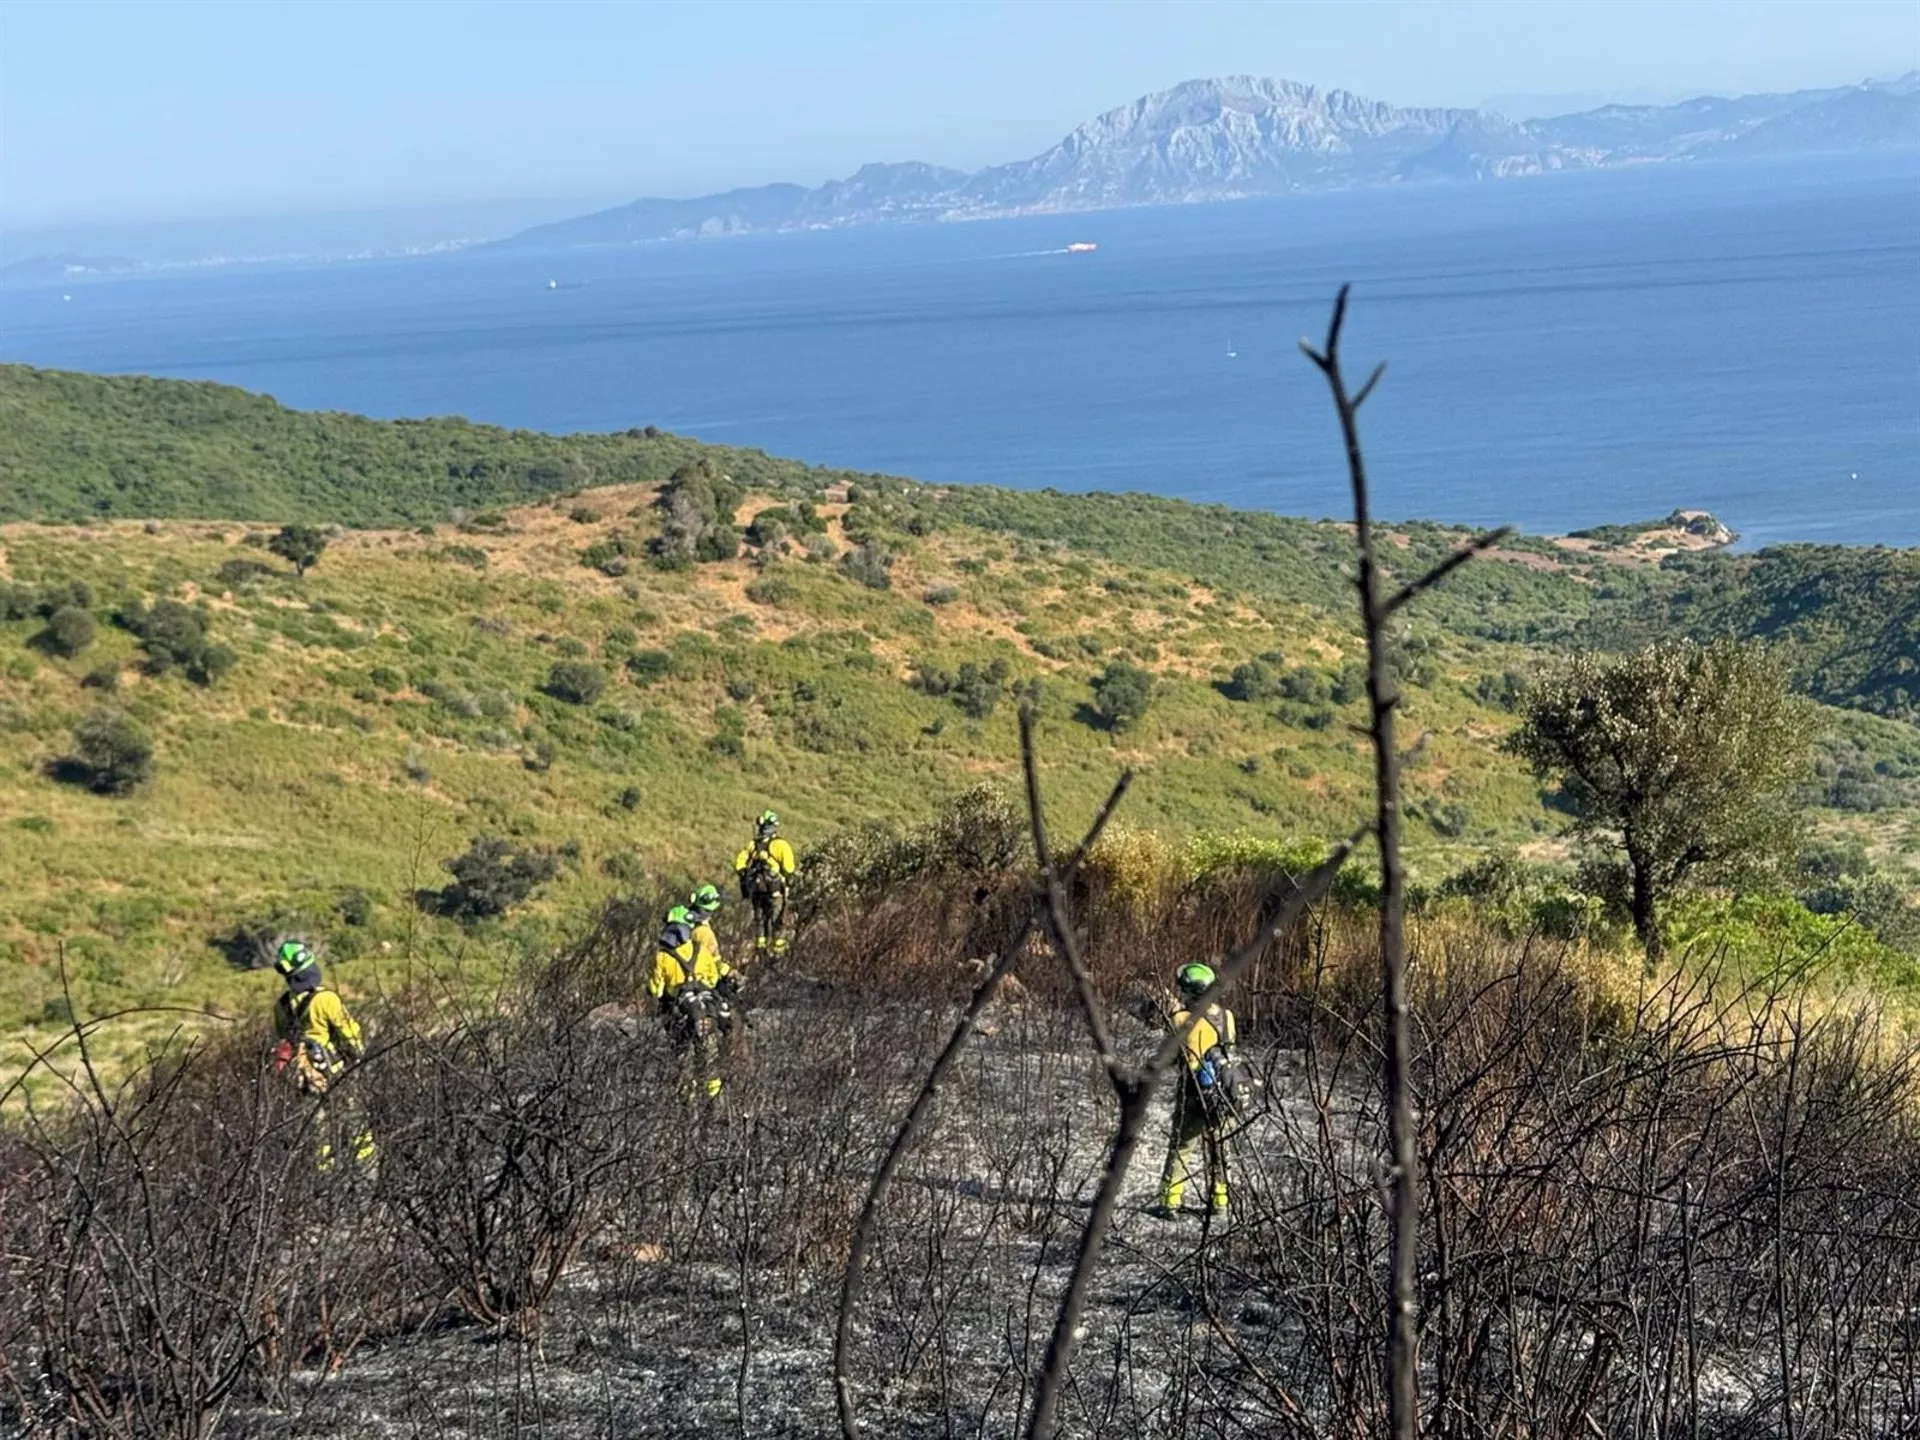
0, 486, 1566, 1035
2, 369, 1914, 1060
0, 364, 847, 526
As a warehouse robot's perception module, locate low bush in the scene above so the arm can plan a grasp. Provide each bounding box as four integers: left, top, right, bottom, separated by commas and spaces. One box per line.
545, 660, 608, 706
1089, 658, 1154, 730
55, 708, 155, 795
840, 544, 893, 590
38, 605, 96, 657
430, 834, 560, 921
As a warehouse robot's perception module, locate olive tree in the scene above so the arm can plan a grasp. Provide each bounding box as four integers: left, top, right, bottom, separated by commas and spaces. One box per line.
1504, 638, 1816, 956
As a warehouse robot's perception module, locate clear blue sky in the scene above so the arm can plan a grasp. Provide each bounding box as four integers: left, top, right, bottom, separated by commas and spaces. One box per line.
2, 0, 1914, 226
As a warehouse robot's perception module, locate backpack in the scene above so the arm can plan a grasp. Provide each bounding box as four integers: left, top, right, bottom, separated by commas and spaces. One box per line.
1189, 1007, 1239, 1117
742, 839, 779, 897
272, 989, 336, 1095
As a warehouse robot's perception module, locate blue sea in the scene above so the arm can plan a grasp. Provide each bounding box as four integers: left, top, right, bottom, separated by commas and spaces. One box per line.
3, 154, 1917, 547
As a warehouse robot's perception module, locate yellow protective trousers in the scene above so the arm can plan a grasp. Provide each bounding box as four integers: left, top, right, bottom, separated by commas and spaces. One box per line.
1159, 1089, 1229, 1213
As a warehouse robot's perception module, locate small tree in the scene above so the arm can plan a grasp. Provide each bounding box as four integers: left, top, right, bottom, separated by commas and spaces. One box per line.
41, 606, 97, 657
1090, 659, 1154, 731
63, 708, 155, 795
269, 524, 328, 577
121, 599, 207, 675
1504, 638, 1817, 956
435, 834, 559, 921
545, 660, 607, 706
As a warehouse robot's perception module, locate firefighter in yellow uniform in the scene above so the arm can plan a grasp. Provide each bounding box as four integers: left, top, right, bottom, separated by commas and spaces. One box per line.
649, 916, 732, 1098
733, 809, 796, 957
1152, 962, 1237, 1217
271, 941, 374, 1169
688, 884, 749, 1047
686, 886, 726, 972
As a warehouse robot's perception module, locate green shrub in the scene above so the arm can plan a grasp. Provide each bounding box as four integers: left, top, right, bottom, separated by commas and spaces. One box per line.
695, 526, 741, 563
708, 705, 748, 758
626, 649, 673, 686
216, 557, 276, 589
59, 708, 155, 795
1220, 654, 1287, 702
581, 530, 644, 576
840, 545, 894, 590
334, 887, 375, 927
1090, 659, 1154, 731
746, 571, 799, 606
433, 835, 559, 920
602, 848, 647, 884
189, 643, 236, 686
545, 661, 607, 706
40, 605, 96, 657
119, 598, 205, 674
745, 510, 789, 547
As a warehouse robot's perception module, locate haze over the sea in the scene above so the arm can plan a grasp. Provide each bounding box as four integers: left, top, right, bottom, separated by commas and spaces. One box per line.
3, 154, 1915, 547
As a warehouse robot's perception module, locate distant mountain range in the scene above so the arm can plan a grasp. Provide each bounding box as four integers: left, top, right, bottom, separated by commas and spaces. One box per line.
505, 72, 1920, 248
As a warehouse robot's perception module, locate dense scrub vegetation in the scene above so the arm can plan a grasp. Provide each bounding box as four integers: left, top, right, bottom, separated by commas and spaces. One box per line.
1, 367, 1915, 1073
0, 365, 848, 526
1590, 544, 1920, 723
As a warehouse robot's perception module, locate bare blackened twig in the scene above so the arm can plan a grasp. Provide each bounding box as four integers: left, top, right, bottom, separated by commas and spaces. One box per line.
1022, 749, 1363, 1440
1302, 282, 1500, 1440
833, 767, 1133, 1440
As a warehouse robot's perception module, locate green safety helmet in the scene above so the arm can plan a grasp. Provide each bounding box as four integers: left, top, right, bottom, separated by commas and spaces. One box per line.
692, 884, 722, 913
756, 809, 779, 831
659, 920, 693, 953
666, 904, 692, 927
274, 939, 316, 979
1176, 962, 1216, 998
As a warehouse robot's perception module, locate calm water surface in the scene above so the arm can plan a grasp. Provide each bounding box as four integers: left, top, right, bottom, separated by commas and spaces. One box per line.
3, 155, 1916, 546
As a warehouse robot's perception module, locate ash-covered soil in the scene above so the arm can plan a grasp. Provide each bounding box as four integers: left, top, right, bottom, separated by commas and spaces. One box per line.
224, 1003, 1372, 1439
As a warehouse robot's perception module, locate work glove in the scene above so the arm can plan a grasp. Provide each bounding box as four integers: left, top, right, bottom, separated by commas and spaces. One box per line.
1196, 1059, 1218, 1091
716, 973, 742, 1000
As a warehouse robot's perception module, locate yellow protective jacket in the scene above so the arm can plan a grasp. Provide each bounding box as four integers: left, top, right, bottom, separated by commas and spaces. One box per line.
689, 917, 724, 971
1171, 1003, 1236, 1084
274, 986, 365, 1067
649, 937, 731, 1002
733, 836, 796, 886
